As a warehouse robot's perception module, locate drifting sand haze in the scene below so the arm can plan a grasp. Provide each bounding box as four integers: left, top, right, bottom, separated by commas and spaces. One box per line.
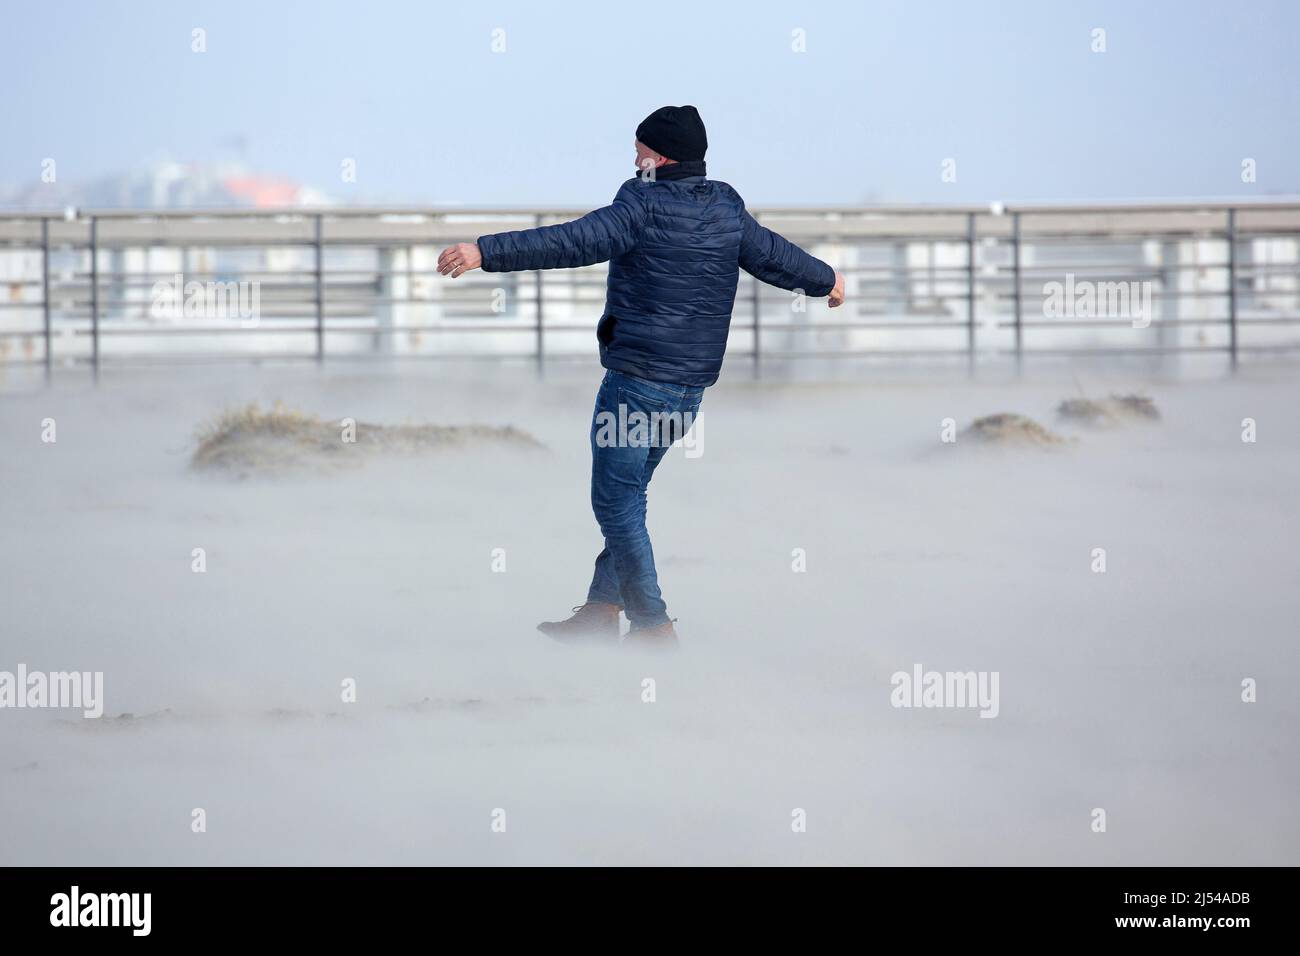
1, 363, 1297, 865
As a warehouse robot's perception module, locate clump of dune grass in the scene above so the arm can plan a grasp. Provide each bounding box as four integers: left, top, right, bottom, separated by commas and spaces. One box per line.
1057, 393, 1160, 426
962, 413, 1068, 448
192, 401, 543, 476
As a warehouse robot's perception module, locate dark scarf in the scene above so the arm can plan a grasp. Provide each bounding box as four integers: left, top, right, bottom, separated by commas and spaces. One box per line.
651, 159, 706, 181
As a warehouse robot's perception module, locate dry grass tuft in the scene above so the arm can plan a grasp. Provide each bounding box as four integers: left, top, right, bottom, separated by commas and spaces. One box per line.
962, 413, 1068, 448
192, 402, 543, 476
1057, 393, 1160, 425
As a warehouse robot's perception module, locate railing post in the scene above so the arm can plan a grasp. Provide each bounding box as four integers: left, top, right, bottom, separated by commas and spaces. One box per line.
534, 215, 544, 377
41, 217, 51, 382
375, 246, 396, 355
751, 275, 761, 379
1011, 211, 1022, 373
966, 211, 976, 375
1159, 239, 1181, 375
314, 213, 325, 363
89, 215, 99, 382
1227, 207, 1238, 372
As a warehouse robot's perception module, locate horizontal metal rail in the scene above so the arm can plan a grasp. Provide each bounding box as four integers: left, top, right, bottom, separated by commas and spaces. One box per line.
2, 201, 1299, 376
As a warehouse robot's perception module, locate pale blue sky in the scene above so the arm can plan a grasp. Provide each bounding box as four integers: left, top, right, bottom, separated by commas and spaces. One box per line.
3, 0, 1297, 206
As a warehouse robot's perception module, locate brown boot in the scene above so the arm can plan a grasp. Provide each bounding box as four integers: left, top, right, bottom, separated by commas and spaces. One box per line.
537, 602, 622, 643
622, 620, 679, 650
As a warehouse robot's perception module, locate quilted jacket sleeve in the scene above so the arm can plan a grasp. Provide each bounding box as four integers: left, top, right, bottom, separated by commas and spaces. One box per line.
738, 210, 836, 297
478, 181, 646, 273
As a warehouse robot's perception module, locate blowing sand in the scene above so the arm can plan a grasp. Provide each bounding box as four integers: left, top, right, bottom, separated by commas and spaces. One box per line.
1, 361, 1297, 865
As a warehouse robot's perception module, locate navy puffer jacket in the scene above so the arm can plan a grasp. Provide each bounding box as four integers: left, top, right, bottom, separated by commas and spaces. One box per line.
477, 170, 835, 387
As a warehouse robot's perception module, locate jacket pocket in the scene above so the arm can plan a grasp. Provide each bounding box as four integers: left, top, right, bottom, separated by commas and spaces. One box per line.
596, 313, 617, 346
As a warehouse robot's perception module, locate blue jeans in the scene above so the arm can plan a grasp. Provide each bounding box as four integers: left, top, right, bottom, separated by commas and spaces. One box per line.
585, 369, 704, 628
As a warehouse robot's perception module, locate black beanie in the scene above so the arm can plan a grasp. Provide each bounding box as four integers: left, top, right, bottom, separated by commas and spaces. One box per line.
636, 105, 708, 162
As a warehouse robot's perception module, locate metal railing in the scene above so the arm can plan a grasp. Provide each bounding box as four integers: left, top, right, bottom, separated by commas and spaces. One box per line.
1, 200, 1299, 378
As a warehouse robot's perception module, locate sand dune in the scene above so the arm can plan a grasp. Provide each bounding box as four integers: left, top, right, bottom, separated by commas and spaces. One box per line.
2, 362, 1297, 865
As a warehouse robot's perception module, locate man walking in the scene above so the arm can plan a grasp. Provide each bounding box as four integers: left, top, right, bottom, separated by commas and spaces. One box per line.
438, 105, 845, 648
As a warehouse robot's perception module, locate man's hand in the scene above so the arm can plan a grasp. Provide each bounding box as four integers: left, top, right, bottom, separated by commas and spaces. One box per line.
828, 270, 846, 308
437, 242, 483, 278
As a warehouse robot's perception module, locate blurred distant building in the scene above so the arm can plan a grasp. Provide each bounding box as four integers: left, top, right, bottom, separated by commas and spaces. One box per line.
0, 160, 335, 210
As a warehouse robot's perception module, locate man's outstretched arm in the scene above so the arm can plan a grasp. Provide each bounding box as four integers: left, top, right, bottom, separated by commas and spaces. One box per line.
738, 211, 845, 307
438, 181, 646, 278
